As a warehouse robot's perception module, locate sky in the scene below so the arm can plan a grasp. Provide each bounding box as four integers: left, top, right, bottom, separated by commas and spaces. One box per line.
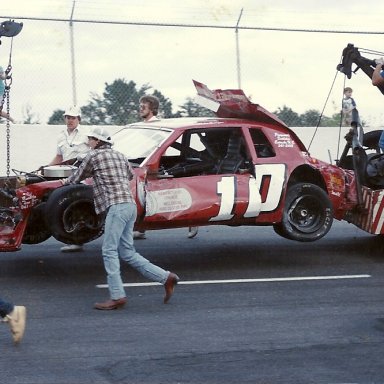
2, 0, 384, 125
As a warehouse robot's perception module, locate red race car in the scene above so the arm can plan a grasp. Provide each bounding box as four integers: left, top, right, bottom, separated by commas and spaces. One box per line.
0, 81, 358, 252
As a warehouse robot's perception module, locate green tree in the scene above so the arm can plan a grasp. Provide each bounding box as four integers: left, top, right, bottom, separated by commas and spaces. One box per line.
300, 109, 321, 127
76, 79, 179, 124
47, 109, 65, 125
274, 106, 302, 126
48, 78, 348, 127
152, 89, 177, 118
178, 97, 215, 117
80, 79, 146, 125
320, 112, 342, 127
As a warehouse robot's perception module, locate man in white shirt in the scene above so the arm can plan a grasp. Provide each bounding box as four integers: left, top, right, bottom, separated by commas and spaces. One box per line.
49, 105, 89, 252
49, 106, 89, 166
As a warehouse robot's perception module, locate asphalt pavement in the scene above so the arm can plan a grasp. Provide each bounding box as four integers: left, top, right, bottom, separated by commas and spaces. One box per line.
1, 221, 384, 384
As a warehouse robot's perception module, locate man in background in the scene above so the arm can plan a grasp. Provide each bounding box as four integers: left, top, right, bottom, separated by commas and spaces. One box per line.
134, 95, 199, 240
49, 106, 89, 252
133, 95, 160, 240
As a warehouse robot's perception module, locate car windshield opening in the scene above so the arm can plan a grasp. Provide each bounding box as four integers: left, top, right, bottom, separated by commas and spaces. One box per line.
113, 126, 172, 160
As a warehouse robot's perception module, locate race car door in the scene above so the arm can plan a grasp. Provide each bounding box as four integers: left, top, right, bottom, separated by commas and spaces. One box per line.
142, 128, 263, 228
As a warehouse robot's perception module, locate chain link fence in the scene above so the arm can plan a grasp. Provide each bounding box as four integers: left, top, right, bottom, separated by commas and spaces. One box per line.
0, 17, 379, 127
1, 15, 381, 175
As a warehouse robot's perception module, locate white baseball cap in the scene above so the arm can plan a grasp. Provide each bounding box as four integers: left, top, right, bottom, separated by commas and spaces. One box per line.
63, 105, 81, 118
88, 126, 113, 145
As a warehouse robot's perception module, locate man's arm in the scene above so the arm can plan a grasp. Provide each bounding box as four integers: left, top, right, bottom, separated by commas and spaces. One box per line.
372, 61, 384, 86
49, 154, 63, 166
62, 153, 93, 185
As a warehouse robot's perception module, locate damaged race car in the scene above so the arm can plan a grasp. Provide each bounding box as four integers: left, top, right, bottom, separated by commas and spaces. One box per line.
0, 80, 360, 252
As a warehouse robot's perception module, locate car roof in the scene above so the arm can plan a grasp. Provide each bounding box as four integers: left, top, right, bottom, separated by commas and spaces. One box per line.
126, 116, 289, 131
124, 117, 306, 147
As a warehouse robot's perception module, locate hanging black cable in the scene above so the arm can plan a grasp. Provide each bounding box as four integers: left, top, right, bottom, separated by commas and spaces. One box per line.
307, 68, 340, 155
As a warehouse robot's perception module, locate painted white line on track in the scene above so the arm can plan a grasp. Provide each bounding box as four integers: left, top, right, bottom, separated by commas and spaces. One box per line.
95, 274, 371, 289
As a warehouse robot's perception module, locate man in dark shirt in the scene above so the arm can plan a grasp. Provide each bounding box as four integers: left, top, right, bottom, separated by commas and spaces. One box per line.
62, 127, 179, 310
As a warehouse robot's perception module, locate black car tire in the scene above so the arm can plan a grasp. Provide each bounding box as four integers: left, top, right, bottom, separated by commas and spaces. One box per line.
44, 184, 103, 245
279, 182, 333, 242
22, 202, 52, 244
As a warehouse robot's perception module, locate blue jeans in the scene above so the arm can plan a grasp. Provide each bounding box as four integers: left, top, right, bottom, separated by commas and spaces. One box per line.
379, 130, 384, 152
0, 298, 14, 318
102, 202, 169, 300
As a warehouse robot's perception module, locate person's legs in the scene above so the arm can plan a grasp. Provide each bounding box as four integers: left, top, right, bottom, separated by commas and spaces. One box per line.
0, 298, 26, 344
101, 204, 128, 300
119, 203, 169, 283
96, 202, 179, 309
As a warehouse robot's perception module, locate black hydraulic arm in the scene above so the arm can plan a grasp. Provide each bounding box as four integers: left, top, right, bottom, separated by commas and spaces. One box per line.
337, 43, 384, 95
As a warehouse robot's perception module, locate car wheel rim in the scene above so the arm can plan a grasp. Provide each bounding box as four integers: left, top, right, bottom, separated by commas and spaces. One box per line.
287, 195, 324, 234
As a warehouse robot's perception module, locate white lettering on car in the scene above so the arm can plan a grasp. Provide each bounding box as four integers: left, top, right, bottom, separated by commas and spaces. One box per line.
19, 191, 39, 209
274, 132, 295, 148
145, 188, 192, 216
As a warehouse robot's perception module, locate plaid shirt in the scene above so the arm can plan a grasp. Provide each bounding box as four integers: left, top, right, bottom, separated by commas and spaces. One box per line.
67, 144, 134, 214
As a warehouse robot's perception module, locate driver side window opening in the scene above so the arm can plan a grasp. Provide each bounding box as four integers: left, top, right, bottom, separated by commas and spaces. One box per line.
249, 128, 276, 158
158, 128, 251, 178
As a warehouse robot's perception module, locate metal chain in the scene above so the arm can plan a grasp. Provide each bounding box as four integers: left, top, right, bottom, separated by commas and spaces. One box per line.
5, 83, 11, 178
1, 38, 14, 180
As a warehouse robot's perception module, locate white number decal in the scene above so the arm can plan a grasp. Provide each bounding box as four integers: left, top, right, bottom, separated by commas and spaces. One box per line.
254, 164, 286, 211
244, 177, 262, 218
209, 176, 236, 221
210, 164, 286, 222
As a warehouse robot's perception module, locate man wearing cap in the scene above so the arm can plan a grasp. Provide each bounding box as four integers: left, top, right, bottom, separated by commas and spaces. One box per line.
49, 106, 89, 167
61, 127, 180, 310
49, 105, 89, 252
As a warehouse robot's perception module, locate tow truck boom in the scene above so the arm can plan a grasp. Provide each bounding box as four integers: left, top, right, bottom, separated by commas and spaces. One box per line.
337, 43, 384, 95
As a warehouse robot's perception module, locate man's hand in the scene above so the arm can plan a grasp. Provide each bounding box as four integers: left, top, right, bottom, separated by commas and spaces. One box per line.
375, 57, 384, 66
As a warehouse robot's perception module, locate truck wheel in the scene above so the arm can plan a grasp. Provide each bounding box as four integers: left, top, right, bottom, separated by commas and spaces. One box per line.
45, 185, 103, 245
22, 203, 51, 244
279, 183, 333, 242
